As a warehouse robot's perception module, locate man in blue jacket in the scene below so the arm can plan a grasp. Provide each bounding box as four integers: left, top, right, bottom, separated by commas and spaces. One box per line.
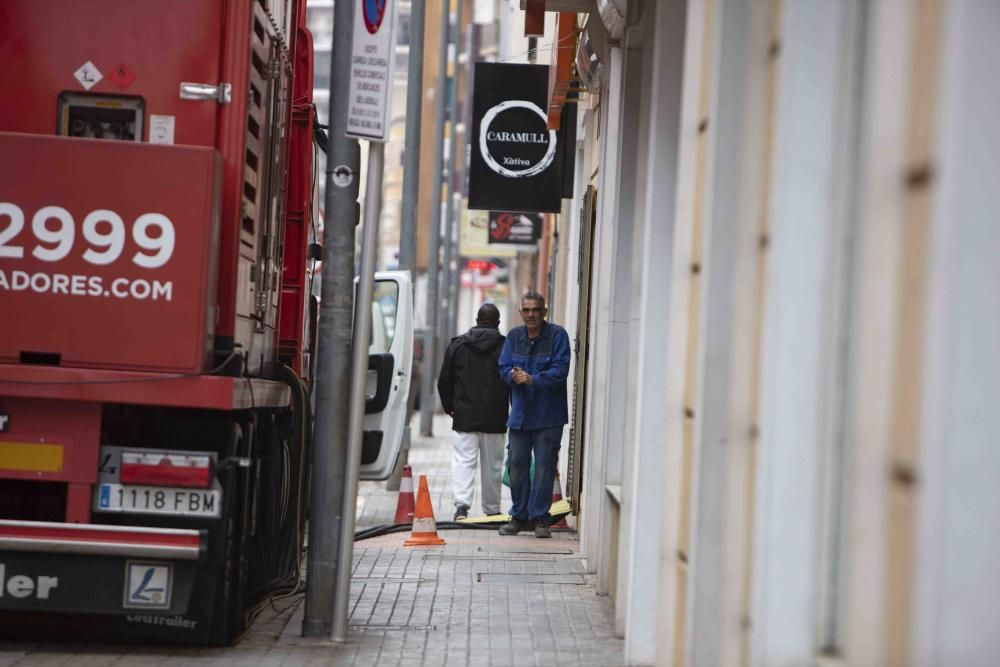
497, 289, 571, 538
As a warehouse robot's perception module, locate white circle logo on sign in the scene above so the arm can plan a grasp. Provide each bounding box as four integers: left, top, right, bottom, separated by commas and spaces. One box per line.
479, 100, 558, 179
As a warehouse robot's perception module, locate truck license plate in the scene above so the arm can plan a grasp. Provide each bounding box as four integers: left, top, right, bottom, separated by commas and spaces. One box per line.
96, 483, 221, 518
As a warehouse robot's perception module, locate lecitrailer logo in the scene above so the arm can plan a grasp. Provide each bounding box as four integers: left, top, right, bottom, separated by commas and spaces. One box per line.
468, 63, 564, 213
479, 101, 557, 178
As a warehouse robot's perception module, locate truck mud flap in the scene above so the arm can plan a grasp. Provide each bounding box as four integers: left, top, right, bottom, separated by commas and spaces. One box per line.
0, 551, 219, 643
0, 520, 225, 644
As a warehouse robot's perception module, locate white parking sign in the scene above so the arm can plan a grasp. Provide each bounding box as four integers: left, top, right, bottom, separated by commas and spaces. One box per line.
346, 0, 396, 141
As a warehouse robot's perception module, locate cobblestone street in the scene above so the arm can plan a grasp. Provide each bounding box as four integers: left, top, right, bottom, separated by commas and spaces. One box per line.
0, 415, 624, 666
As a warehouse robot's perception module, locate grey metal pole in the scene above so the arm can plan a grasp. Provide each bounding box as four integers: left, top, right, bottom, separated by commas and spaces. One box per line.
449, 21, 477, 340
438, 0, 462, 354
332, 141, 385, 642
386, 0, 427, 492
418, 0, 453, 437
448, 193, 461, 335
397, 0, 426, 272
438, 189, 453, 344
303, 0, 362, 638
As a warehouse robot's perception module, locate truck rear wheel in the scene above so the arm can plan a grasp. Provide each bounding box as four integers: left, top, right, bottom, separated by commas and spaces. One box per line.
208, 421, 250, 645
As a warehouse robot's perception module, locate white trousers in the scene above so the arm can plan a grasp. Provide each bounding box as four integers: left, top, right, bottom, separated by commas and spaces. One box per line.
451, 431, 506, 515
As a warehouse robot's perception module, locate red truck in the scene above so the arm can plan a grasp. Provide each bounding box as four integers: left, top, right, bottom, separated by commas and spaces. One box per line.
0, 0, 413, 644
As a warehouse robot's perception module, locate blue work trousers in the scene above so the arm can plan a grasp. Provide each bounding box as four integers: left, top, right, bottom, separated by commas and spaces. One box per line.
507, 426, 563, 523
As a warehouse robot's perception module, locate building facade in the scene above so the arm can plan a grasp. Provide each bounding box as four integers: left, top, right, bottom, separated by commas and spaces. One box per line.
532, 0, 1000, 665
315, 0, 1000, 662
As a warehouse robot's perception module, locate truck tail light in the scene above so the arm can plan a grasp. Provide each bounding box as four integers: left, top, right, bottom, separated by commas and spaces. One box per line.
119, 451, 213, 489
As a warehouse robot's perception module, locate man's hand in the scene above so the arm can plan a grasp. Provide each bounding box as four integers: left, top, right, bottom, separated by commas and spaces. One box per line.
512, 368, 533, 385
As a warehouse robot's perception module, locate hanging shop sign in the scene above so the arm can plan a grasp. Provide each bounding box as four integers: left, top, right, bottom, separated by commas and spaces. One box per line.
468, 63, 565, 213
488, 211, 542, 246
460, 209, 516, 258
346, 0, 396, 141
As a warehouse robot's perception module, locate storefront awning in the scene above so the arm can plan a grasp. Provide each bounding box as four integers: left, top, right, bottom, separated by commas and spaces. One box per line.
547, 12, 577, 129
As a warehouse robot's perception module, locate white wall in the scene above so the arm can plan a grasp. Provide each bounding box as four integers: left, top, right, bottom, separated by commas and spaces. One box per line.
579, 45, 626, 588
611, 15, 651, 636
913, 2, 1000, 664
654, 0, 715, 662
749, 0, 856, 661
684, 0, 769, 663
630, 1, 1000, 665
621, 0, 687, 663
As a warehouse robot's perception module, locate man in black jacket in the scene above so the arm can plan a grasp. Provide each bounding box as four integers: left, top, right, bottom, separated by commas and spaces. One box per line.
437, 303, 509, 520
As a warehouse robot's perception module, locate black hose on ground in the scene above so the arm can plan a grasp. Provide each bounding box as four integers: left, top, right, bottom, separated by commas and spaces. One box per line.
354, 518, 572, 541
354, 521, 499, 541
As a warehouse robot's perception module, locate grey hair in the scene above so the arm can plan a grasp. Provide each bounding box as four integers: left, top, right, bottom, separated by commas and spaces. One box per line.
521, 289, 546, 309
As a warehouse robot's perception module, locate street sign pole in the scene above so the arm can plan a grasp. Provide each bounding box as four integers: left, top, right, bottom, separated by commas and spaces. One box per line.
398, 0, 426, 272
332, 0, 398, 644
303, 0, 361, 637
333, 140, 384, 643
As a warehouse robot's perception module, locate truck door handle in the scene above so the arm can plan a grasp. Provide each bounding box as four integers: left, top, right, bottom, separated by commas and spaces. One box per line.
179, 82, 232, 104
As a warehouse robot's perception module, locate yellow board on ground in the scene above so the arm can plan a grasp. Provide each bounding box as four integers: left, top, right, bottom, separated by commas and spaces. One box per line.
458, 499, 571, 524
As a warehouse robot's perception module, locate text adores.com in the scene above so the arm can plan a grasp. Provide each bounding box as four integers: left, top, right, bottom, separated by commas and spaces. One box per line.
0, 270, 173, 301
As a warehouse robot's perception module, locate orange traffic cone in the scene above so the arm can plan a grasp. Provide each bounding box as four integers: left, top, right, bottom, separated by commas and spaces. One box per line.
393, 464, 416, 524
404, 475, 446, 546
550, 471, 568, 528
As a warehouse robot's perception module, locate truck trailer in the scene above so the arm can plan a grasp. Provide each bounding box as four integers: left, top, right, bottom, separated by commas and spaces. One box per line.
0, 0, 412, 644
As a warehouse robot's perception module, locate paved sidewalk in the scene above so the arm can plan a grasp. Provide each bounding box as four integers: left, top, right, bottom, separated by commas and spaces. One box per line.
0, 414, 624, 667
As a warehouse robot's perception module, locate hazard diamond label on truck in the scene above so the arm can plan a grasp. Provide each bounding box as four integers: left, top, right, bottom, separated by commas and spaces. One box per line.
73, 61, 103, 90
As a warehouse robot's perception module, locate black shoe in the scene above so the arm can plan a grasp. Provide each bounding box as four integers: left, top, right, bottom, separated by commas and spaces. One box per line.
453, 504, 469, 521
534, 521, 551, 538
498, 518, 531, 535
